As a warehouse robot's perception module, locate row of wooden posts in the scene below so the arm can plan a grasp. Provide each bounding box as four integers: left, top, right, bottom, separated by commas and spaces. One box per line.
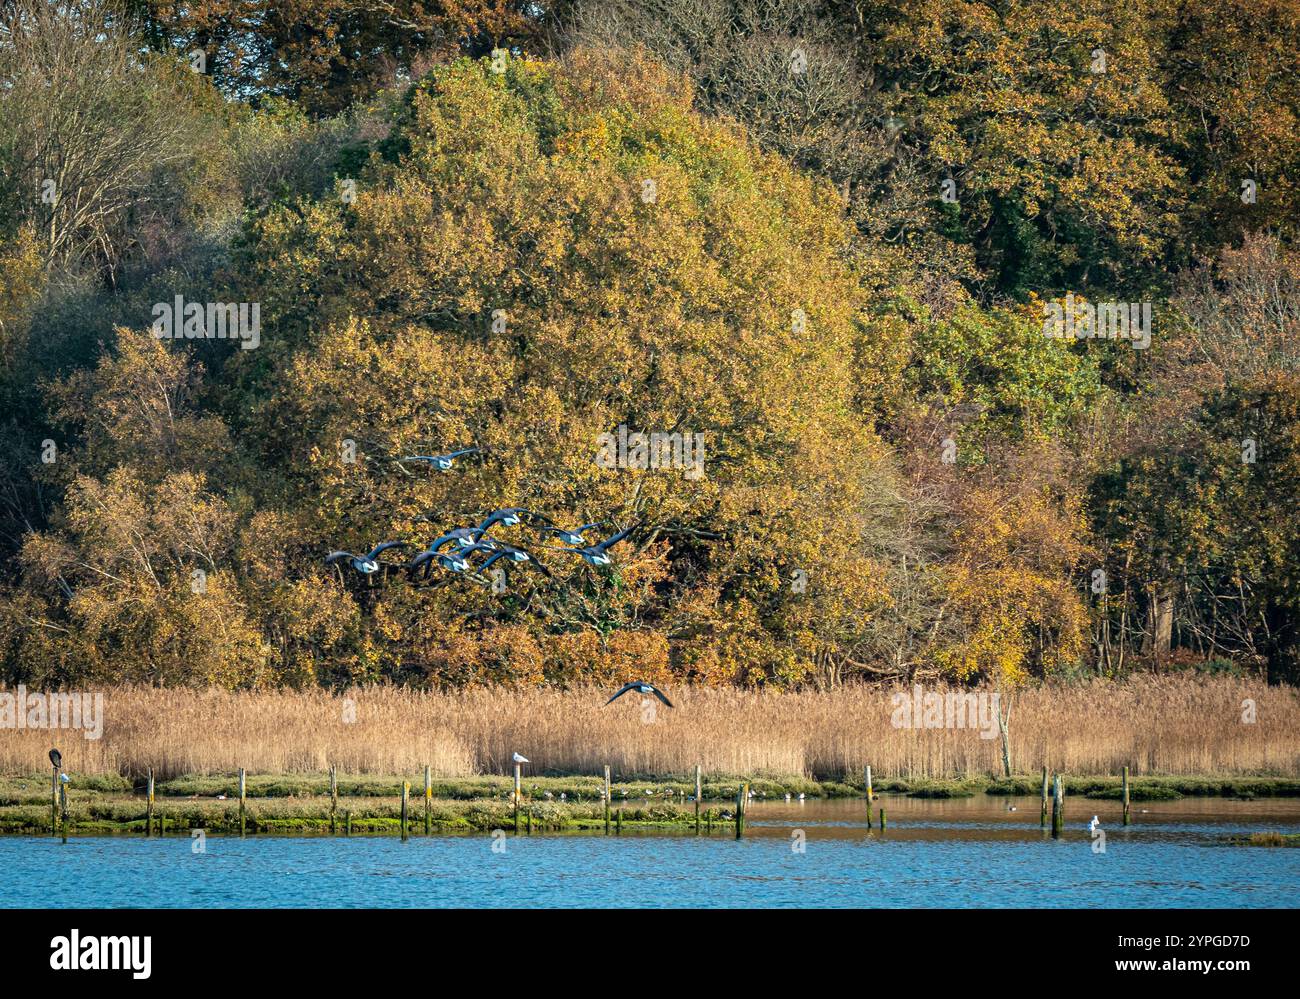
50, 760, 1134, 840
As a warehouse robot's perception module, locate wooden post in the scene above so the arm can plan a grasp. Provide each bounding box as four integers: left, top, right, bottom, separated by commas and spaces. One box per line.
345, 810, 352, 836
735, 783, 747, 839
527, 807, 532, 834
879, 807, 886, 831
424, 765, 432, 834
604, 765, 611, 835
866, 765, 874, 828
695, 765, 702, 835
616, 808, 622, 834
330, 765, 338, 834
401, 780, 409, 840
146, 768, 155, 837
1040, 766, 1049, 828
60, 783, 69, 843
50, 766, 58, 835
238, 768, 246, 837
1122, 766, 1131, 826
513, 763, 521, 834
1051, 773, 1064, 839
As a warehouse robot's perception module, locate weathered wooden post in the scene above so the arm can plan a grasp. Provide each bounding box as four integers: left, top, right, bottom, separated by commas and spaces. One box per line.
695, 765, 702, 835
527, 807, 533, 834
616, 808, 623, 834
1051, 773, 1064, 839
735, 783, 748, 839
50, 766, 58, 836
146, 768, 155, 837
604, 765, 612, 834
513, 762, 522, 834
60, 782, 69, 843
1122, 766, 1131, 826
879, 807, 887, 831
1040, 766, 1049, 828
401, 780, 409, 841
237, 768, 246, 836
345, 810, 352, 836
330, 765, 338, 834
424, 765, 432, 834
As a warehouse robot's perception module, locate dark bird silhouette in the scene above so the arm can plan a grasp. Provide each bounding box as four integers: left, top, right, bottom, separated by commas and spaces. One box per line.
400, 448, 479, 471
606, 681, 673, 708
325, 541, 410, 574
556, 525, 635, 566
49, 748, 62, 770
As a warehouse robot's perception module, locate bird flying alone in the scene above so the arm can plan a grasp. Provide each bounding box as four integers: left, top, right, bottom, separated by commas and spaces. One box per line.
325, 541, 410, 574
606, 681, 673, 708
400, 448, 479, 471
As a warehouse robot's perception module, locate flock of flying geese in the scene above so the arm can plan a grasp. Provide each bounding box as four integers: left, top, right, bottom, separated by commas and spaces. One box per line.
323, 447, 636, 584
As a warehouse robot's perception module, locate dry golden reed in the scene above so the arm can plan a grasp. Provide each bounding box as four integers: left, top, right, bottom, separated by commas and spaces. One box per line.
0, 675, 1295, 780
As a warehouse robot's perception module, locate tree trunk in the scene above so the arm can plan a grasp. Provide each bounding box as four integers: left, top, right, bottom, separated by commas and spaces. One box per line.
1144, 583, 1174, 670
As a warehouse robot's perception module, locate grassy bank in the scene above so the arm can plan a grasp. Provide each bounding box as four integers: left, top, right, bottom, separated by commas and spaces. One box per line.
2, 675, 1297, 782
0, 792, 712, 835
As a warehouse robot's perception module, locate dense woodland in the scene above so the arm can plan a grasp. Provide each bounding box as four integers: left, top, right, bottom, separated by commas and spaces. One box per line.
1, 0, 1298, 691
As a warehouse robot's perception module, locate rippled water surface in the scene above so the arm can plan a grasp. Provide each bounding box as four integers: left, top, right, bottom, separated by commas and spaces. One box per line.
3, 797, 1297, 908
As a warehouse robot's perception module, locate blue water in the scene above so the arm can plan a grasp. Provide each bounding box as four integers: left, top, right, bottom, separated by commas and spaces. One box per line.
3, 799, 1298, 908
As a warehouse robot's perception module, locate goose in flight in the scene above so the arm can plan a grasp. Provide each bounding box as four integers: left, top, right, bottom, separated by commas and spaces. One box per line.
605, 681, 673, 708
481, 541, 541, 564
477, 508, 550, 533
537, 522, 602, 546
557, 525, 635, 567
410, 543, 494, 577
476, 548, 552, 579
325, 541, 410, 574
426, 527, 487, 552
399, 447, 479, 471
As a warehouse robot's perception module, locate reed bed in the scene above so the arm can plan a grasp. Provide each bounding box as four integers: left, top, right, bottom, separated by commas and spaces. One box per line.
0, 675, 1295, 780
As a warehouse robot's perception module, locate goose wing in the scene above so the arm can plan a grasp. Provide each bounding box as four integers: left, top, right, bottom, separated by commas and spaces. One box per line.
605, 682, 640, 705
593, 525, 635, 553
